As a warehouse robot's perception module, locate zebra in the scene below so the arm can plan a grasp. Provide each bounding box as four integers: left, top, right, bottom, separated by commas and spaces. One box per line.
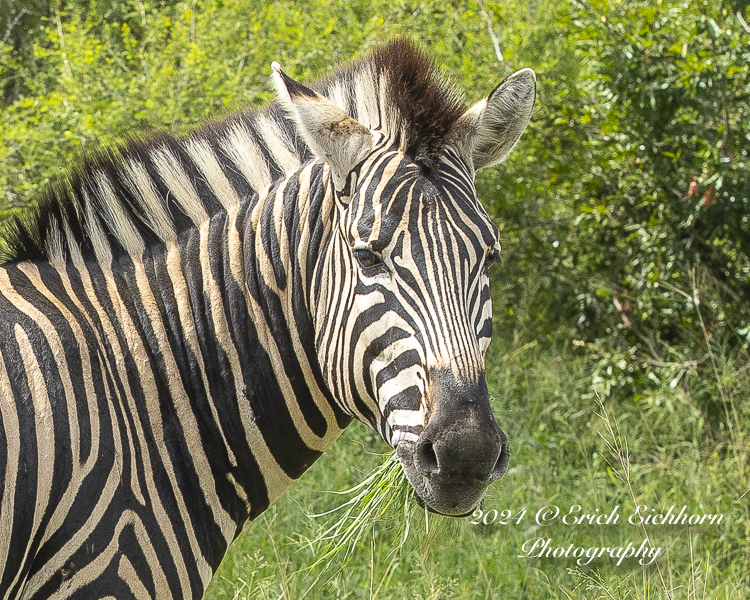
0, 39, 535, 599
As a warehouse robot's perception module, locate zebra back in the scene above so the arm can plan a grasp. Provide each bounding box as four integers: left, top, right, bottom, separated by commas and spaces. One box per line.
0, 40, 466, 270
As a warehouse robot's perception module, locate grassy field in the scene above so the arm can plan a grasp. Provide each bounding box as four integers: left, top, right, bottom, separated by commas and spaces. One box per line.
206, 329, 750, 599
1, 1, 746, 598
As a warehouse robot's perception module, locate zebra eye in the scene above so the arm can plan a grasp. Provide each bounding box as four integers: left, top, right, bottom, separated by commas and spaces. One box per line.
354, 248, 387, 275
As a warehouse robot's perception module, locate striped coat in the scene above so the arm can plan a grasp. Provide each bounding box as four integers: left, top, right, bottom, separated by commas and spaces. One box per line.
0, 40, 535, 599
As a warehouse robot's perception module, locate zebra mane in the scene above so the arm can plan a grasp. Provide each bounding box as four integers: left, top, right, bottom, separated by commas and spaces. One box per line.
318, 39, 466, 164
0, 39, 465, 265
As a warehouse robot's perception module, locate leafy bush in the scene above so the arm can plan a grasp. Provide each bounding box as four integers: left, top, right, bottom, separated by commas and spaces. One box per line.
3, 0, 748, 411
487, 0, 750, 412
2, 1, 749, 598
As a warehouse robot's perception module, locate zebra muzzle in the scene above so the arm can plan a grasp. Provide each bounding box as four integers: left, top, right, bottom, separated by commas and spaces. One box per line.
395, 369, 508, 516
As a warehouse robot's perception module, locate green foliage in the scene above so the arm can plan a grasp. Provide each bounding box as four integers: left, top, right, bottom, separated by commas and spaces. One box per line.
0, 0, 509, 210
488, 0, 750, 410
1, 0, 749, 598
208, 341, 750, 599
303, 452, 414, 579
570, 0, 749, 384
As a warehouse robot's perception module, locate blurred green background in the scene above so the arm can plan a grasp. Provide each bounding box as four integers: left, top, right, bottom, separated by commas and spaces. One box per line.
1, 0, 748, 597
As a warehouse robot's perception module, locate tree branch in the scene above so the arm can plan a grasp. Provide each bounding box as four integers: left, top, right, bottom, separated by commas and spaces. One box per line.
2, 7, 28, 45
476, 0, 504, 63
737, 11, 750, 34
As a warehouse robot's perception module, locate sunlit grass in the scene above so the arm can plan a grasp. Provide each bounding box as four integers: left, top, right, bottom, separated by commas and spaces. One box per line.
301, 452, 417, 585
210, 338, 750, 600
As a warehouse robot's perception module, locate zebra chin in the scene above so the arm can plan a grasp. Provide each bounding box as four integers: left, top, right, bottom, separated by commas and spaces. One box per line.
391, 370, 510, 517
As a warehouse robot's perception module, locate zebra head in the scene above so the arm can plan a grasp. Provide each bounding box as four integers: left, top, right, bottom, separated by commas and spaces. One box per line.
273, 43, 535, 516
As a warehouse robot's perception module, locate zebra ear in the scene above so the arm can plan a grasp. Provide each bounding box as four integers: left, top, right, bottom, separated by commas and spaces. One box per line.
272, 62, 373, 194
451, 68, 536, 171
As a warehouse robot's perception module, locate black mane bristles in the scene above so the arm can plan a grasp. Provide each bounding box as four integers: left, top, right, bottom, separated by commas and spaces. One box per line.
370, 39, 465, 163
0, 38, 466, 265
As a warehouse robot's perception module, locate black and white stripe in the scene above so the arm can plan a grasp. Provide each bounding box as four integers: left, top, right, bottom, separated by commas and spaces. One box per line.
0, 40, 535, 599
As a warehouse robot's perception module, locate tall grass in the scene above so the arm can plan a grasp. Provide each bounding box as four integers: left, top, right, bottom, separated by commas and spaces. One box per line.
208, 302, 750, 599
299, 451, 415, 591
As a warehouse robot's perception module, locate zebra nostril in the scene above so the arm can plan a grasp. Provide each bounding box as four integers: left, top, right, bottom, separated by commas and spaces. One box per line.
416, 440, 439, 475
491, 439, 510, 481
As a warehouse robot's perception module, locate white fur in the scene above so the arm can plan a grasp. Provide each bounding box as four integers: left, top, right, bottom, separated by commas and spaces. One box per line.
451, 68, 536, 171
93, 172, 145, 256
81, 188, 113, 264
186, 139, 241, 209
256, 114, 301, 175
271, 63, 373, 192
221, 123, 274, 192
121, 159, 177, 243
151, 147, 210, 226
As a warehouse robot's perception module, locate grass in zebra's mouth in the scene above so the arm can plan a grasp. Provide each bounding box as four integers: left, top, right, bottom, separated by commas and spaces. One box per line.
301, 452, 424, 581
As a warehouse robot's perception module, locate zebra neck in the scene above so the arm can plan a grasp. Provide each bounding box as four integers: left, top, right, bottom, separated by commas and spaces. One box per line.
231, 160, 352, 492
50, 168, 349, 574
